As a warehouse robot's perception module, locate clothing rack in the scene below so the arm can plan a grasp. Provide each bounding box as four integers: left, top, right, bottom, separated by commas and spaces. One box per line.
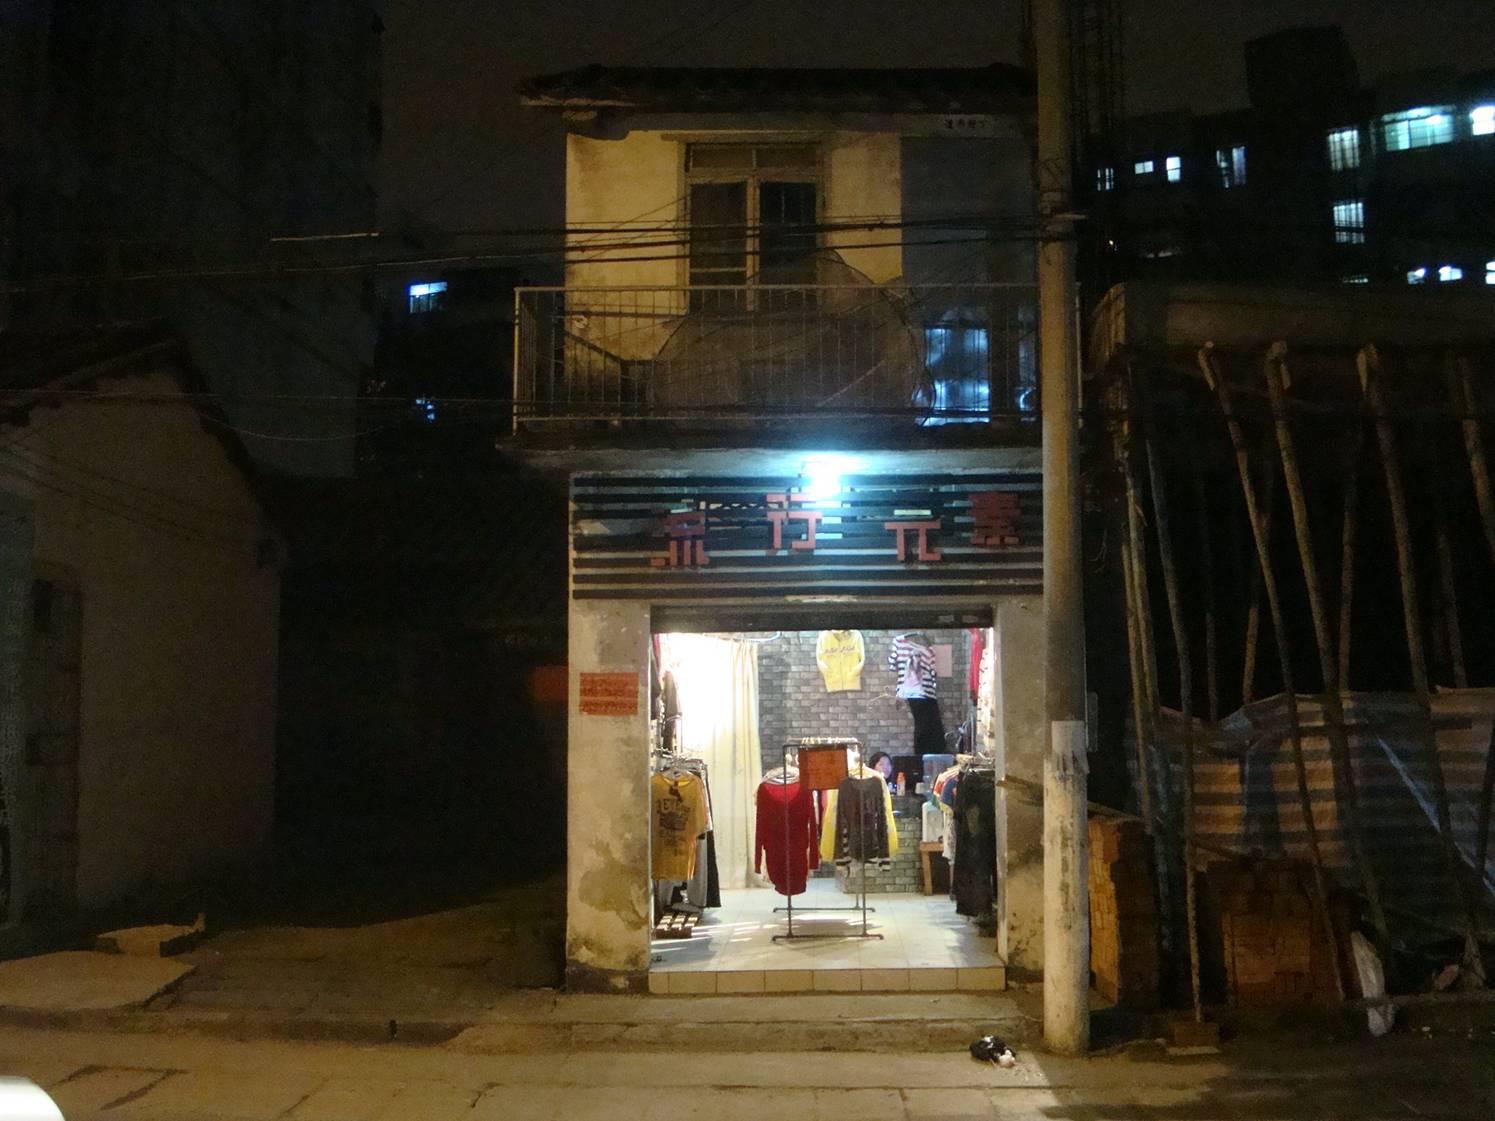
772, 737, 882, 943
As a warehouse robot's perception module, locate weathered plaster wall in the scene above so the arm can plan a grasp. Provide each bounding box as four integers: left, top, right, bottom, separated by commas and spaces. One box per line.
994, 594, 1046, 976
2, 369, 279, 914
565, 130, 680, 298
565, 595, 651, 991
824, 130, 903, 283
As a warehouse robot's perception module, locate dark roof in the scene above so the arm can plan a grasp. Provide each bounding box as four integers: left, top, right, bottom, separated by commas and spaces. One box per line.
0, 322, 180, 399
518, 64, 1033, 115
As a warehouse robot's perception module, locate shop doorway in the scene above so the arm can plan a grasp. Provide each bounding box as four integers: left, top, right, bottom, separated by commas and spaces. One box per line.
647, 626, 1004, 994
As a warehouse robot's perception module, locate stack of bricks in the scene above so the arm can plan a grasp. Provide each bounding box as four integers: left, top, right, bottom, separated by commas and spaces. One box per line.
1088, 814, 1160, 1008
833, 815, 923, 893
1206, 858, 1335, 1007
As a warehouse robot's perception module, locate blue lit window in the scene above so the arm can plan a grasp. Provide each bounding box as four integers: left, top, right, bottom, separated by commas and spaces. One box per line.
1134, 159, 1154, 176
1407, 267, 1428, 285
920, 324, 990, 425
1326, 127, 1361, 170
1487, 259, 1495, 285
1341, 275, 1369, 285
1164, 155, 1182, 183
1332, 200, 1365, 245
1438, 265, 1464, 282
1381, 107, 1455, 151
1096, 166, 1115, 191
414, 396, 438, 422
1472, 105, 1495, 136
407, 280, 447, 313
1215, 145, 1246, 187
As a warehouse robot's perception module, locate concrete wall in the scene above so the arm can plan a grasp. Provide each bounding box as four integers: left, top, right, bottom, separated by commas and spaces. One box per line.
994, 595, 1046, 977
565, 596, 652, 991
0, 368, 280, 915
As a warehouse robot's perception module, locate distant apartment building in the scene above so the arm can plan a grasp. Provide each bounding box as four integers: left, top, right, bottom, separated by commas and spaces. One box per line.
1086, 26, 1495, 293
0, 0, 383, 474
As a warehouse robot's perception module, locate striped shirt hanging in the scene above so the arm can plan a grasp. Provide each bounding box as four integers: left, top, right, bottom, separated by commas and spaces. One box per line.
888, 634, 938, 700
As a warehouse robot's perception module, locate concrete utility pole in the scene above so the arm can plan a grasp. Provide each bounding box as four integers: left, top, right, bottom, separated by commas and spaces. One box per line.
1033, 0, 1091, 1056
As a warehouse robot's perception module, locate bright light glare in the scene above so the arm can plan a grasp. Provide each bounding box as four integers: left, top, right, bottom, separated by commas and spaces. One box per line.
800, 454, 861, 501
0, 1079, 65, 1121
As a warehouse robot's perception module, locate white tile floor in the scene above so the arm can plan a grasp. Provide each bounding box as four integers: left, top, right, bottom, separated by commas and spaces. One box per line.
649, 879, 1003, 994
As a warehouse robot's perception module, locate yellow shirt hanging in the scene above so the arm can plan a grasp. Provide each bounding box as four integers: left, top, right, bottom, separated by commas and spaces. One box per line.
815, 629, 866, 692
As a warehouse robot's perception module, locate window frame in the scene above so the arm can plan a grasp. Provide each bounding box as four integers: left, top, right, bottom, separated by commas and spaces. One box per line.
1380, 106, 1456, 152
1326, 127, 1361, 171
1332, 199, 1366, 245
683, 141, 824, 301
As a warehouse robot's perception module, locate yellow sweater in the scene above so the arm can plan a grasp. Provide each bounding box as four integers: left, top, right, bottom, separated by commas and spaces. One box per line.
815, 629, 865, 692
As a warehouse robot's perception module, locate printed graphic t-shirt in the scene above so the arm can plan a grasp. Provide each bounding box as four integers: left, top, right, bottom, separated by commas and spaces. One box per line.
887, 634, 938, 700
651, 771, 709, 882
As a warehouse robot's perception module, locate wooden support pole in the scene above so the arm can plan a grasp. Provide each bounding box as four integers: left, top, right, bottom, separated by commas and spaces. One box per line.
1338, 411, 1364, 691
1199, 345, 1346, 1000
1188, 447, 1220, 723
1241, 452, 1277, 707
1475, 715, 1495, 926
1431, 467, 1468, 690
1263, 345, 1389, 948
1450, 356, 1495, 567
1137, 374, 1204, 1023
1120, 493, 1155, 830
1358, 344, 1485, 974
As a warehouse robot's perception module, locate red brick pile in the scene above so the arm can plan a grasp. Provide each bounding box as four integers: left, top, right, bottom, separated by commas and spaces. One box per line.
1088, 814, 1160, 1008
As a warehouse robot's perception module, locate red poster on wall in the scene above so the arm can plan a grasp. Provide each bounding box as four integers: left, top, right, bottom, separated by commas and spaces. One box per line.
579, 672, 639, 716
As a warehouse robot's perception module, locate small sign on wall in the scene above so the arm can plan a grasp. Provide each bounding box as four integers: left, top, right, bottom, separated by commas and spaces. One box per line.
933, 644, 954, 679
579, 672, 639, 717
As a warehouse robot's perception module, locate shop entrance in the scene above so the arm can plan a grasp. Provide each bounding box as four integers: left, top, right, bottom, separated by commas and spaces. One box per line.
646, 625, 1004, 994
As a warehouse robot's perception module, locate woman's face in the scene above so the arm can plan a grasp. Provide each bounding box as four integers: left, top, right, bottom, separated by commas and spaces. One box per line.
872, 756, 893, 778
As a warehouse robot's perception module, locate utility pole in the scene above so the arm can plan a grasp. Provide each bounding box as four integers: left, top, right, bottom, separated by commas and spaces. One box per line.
1033, 0, 1090, 1056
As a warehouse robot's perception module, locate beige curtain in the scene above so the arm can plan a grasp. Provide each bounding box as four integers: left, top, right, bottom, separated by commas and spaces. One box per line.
660, 635, 765, 889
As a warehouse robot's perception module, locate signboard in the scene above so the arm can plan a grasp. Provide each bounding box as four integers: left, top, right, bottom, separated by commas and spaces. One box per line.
578, 672, 639, 716
571, 472, 1043, 602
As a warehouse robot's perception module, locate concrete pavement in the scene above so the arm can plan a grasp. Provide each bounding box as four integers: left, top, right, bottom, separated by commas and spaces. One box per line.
3, 1021, 1492, 1120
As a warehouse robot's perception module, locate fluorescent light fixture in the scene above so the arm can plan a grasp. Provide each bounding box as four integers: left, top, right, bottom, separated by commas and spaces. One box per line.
799, 454, 861, 501
0, 1079, 64, 1121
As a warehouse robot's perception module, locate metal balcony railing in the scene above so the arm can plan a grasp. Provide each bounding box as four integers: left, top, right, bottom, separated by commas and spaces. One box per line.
512, 283, 1038, 429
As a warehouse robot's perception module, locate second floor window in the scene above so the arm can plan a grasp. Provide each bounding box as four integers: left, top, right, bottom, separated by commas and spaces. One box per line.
686, 143, 820, 307
1327, 127, 1361, 171
1332, 199, 1365, 244
1215, 145, 1247, 188
1380, 107, 1455, 152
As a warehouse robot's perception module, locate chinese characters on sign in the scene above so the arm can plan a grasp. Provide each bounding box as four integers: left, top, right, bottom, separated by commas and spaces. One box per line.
578, 672, 639, 716
650, 491, 1023, 568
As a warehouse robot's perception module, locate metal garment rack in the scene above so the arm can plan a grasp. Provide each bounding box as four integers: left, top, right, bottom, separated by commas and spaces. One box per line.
772, 737, 883, 942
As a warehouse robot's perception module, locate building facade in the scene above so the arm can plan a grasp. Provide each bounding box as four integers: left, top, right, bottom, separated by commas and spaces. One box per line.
0, 332, 281, 927
0, 0, 383, 475
515, 64, 1057, 993
1086, 26, 1495, 292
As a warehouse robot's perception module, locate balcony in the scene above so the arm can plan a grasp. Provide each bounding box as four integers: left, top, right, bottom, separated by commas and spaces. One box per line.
511, 283, 1037, 435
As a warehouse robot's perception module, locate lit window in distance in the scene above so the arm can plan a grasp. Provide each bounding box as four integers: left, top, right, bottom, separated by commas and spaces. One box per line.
1165, 156, 1182, 183
1486, 259, 1495, 285
1381, 107, 1455, 151
1472, 105, 1495, 136
1332, 200, 1365, 245
408, 280, 447, 313
1134, 159, 1154, 175
1407, 267, 1427, 284
1438, 265, 1464, 282
1327, 127, 1360, 170
1096, 166, 1115, 191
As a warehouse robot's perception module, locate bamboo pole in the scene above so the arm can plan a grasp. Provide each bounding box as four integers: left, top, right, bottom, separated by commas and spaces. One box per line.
1137, 372, 1204, 1023
1188, 447, 1220, 723
1262, 345, 1389, 948
1337, 411, 1364, 690
1474, 715, 1495, 928
1199, 345, 1346, 1000
1358, 344, 1484, 973
1431, 469, 1468, 689
1241, 452, 1277, 706
1451, 356, 1495, 567
1120, 531, 1154, 828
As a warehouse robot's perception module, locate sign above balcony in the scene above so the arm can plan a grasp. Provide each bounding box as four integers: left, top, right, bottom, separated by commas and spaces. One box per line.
570, 472, 1041, 602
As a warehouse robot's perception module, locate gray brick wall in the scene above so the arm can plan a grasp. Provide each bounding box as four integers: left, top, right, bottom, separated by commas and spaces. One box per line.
754, 628, 972, 772
833, 815, 925, 894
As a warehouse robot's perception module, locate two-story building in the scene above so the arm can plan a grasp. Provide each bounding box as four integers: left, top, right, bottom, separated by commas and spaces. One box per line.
514, 64, 1055, 994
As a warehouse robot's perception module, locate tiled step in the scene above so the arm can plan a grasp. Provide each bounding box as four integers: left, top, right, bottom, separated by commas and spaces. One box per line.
650, 964, 1004, 995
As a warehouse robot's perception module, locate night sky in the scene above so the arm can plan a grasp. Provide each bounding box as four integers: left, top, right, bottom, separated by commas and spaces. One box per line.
382, 0, 1495, 235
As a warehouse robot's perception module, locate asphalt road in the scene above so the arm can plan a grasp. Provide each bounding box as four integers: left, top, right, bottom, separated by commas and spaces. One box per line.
3, 1022, 1492, 1120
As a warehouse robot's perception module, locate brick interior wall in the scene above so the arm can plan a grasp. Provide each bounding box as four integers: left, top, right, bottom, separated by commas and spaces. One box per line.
832, 811, 923, 894
753, 628, 971, 772
1088, 814, 1160, 1008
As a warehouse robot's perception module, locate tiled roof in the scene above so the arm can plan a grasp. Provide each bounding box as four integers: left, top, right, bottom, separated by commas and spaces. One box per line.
518, 63, 1033, 114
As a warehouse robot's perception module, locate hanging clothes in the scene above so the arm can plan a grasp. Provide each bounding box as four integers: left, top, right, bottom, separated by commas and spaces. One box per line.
887, 633, 938, 700
754, 778, 819, 896
815, 630, 866, 692
952, 769, 997, 920
819, 766, 899, 865
651, 770, 709, 882
966, 628, 985, 703
907, 697, 946, 755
